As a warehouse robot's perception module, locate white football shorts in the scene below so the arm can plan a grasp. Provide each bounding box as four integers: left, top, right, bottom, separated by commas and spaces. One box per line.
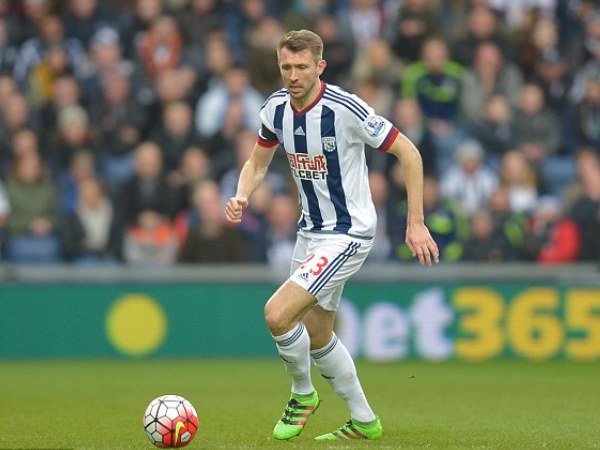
289, 230, 372, 311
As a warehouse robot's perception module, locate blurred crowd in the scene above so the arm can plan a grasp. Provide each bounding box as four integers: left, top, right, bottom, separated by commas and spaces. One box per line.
0, 0, 598, 267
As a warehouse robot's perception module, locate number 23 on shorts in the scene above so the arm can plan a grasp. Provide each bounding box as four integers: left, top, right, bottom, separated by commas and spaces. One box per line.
300, 253, 329, 276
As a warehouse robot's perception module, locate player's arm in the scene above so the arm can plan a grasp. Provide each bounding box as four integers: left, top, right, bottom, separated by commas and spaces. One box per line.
225, 143, 277, 223
386, 133, 440, 267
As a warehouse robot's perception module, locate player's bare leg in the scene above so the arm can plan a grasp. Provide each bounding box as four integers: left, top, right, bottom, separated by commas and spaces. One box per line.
265, 281, 320, 440
303, 305, 382, 441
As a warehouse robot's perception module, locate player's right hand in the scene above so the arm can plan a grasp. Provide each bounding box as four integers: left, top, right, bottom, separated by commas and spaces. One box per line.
225, 196, 248, 223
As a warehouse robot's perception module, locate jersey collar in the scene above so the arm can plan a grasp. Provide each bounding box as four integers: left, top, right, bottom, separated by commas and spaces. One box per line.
290, 81, 326, 116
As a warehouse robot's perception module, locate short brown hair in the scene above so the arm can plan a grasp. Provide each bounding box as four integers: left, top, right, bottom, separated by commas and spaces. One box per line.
278, 29, 323, 63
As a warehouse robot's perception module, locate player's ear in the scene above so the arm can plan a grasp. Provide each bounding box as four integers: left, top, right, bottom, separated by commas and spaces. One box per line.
317, 59, 327, 76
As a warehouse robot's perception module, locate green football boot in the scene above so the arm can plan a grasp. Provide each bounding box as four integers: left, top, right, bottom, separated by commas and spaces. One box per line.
272, 391, 320, 440
314, 417, 383, 441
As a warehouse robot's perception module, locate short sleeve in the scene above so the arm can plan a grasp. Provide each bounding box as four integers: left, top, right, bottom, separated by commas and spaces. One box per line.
338, 90, 399, 152
353, 114, 399, 153
257, 100, 279, 148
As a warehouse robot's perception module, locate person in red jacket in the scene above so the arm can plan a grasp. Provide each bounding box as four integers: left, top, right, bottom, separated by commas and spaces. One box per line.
524, 196, 581, 264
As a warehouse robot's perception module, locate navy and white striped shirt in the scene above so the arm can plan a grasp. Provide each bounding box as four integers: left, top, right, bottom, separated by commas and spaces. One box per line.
258, 82, 399, 238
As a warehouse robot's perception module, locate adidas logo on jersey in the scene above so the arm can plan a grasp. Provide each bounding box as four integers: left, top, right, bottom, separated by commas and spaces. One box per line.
294, 126, 305, 136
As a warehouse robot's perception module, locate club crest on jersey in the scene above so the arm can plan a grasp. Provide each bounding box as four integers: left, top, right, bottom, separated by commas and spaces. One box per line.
364, 115, 386, 137
321, 137, 336, 152
287, 153, 328, 180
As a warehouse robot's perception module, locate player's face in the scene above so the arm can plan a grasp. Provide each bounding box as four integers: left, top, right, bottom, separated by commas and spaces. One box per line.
279, 47, 326, 105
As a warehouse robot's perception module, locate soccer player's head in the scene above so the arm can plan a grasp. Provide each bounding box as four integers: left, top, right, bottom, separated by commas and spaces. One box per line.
277, 30, 326, 102
278, 29, 323, 64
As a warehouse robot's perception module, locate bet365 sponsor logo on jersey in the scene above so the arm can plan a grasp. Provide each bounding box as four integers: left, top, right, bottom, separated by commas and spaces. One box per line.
287, 153, 328, 180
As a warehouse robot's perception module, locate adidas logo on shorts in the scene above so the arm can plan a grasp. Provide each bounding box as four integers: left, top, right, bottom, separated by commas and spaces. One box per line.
298, 272, 309, 282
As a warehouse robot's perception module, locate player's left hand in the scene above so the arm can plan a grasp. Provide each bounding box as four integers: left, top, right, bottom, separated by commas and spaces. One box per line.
405, 222, 439, 267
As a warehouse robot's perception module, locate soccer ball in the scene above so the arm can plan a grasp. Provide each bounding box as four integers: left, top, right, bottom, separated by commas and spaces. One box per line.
143, 395, 198, 448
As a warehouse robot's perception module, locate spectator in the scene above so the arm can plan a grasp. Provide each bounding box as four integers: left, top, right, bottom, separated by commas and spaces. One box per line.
514, 83, 562, 156
440, 140, 499, 216
0, 17, 18, 74
8, 128, 40, 176
470, 93, 517, 162
176, 0, 224, 47
0, 73, 17, 104
568, 151, 600, 261
13, 15, 86, 90
487, 186, 527, 256
195, 67, 263, 139
452, 5, 512, 66
15, 0, 52, 46
137, 15, 183, 80
5, 153, 61, 263
499, 150, 539, 214
39, 74, 82, 145
532, 51, 571, 111
178, 180, 247, 263
402, 36, 467, 165
563, 148, 600, 210
149, 100, 203, 173
391, 174, 467, 262
350, 39, 404, 92
119, 141, 175, 228
81, 26, 134, 102
569, 31, 600, 103
337, 0, 386, 53
461, 41, 523, 124
89, 69, 145, 190
204, 97, 246, 163
517, 16, 563, 79
266, 194, 298, 269
197, 35, 234, 94
566, 76, 600, 153
170, 146, 210, 214
123, 210, 178, 266
224, 0, 272, 65
63, 0, 113, 50
514, 83, 573, 195
314, 14, 354, 85
462, 209, 514, 262
523, 196, 581, 264
245, 16, 283, 96
565, 8, 600, 74
51, 104, 94, 173
59, 178, 121, 264
145, 67, 197, 135
402, 36, 463, 122
389, 0, 439, 63
58, 149, 98, 214
488, 0, 555, 32
0, 91, 30, 133
118, 0, 164, 60
0, 92, 32, 169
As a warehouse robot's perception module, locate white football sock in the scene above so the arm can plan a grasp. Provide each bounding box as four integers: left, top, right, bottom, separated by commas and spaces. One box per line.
311, 333, 376, 422
272, 322, 314, 395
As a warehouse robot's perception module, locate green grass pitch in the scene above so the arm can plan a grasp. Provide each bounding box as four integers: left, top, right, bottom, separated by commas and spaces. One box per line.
1, 359, 598, 449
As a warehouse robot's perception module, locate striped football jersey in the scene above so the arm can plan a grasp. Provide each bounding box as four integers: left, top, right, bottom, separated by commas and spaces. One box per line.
257, 82, 399, 238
